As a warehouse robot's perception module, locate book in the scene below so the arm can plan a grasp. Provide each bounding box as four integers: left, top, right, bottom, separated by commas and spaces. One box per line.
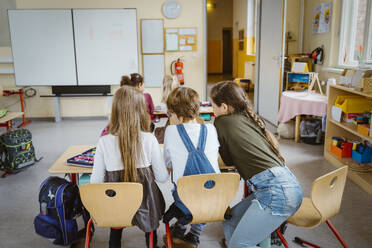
67, 148, 96, 168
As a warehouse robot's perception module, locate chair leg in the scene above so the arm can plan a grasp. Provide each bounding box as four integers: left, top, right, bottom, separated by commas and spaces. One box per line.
293, 237, 322, 248
165, 223, 173, 248
149, 231, 154, 248
275, 229, 290, 248
326, 220, 349, 248
85, 218, 93, 248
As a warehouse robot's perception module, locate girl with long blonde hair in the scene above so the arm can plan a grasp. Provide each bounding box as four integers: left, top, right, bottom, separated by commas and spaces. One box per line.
91, 86, 168, 248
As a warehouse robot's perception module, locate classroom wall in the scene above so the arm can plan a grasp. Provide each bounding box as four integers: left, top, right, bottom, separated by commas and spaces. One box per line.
233, 0, 255, 80
207, 0, 233, 74
286, 0, 301, 55
0, 0, 205, 118
303, 0, 341, 79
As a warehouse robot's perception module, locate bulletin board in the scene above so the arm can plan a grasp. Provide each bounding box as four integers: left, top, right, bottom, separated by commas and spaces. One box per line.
165, 27, 197, 52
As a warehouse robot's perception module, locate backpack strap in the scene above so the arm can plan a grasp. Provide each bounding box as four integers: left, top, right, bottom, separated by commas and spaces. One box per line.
196, 124, 207, 152
55, 183, 69, 245
176, 124, 196, 152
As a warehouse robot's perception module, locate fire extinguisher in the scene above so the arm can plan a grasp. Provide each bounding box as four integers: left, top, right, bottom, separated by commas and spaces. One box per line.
171, 58, 184, 85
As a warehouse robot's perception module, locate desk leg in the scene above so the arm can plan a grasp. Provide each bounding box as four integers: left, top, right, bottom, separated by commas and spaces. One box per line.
53, 97, 61, 122
295, 115, 301, 143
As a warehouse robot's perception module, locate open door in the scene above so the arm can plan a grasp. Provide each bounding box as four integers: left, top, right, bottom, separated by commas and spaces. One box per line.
255, 0, 286, 125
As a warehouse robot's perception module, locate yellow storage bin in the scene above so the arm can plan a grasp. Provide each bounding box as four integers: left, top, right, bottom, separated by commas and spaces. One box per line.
334, 95, 372, 113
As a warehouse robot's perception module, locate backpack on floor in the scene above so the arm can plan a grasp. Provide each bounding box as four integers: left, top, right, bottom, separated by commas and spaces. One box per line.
34, 176, 91, 246
0, 129, 36, 173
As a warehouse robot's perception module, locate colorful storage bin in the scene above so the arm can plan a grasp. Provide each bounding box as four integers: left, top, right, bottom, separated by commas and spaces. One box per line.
352, 146, 372, 163
334, 96, 372, 114
331, 143, 352, 158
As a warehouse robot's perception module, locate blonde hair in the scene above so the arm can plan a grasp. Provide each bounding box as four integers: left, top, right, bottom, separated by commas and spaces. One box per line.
211, 81, 285, 163
162, 75, 180, 103
108, 86, 151, 182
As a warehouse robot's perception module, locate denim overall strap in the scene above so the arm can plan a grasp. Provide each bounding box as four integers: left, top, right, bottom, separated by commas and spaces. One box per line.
196, 124, 207, 152
176, 124, 197, 152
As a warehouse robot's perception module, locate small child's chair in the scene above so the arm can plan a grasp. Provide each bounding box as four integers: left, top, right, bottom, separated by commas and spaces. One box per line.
277, 166, 349, 248
164, 173, 240, 248
79, 183, 155, 248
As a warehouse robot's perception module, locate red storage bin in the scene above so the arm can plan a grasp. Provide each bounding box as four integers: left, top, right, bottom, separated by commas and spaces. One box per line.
330, 142, 352, 158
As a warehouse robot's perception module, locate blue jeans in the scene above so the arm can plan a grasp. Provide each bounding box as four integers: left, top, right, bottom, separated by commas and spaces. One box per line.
223, 166, 303, 248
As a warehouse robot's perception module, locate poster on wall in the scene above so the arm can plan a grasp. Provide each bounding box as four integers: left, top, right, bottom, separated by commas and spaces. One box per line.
319, 2, 331, 33
313, 2, 331, 34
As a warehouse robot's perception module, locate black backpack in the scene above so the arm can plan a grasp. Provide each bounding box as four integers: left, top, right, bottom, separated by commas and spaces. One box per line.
34, 176, 91, 246
0, 129, 36, 173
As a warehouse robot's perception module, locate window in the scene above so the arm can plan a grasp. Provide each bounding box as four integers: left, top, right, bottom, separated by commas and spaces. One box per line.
339, 0, 372, 67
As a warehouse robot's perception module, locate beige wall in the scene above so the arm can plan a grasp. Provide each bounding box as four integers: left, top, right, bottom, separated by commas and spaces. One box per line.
286, 0, 301, 55
0, 0, 205, 118
207, 0, 233, 73
303, 0, 341, 77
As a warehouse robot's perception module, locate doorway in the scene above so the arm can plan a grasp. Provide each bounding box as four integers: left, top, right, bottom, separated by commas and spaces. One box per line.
222, 28, 233, 73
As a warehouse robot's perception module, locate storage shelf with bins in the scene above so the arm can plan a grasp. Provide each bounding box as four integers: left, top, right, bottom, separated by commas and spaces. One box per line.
324, 84, 372, 195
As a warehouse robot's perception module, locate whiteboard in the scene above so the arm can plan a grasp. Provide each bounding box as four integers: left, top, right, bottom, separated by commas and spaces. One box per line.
143, 55, 164, 87
141, 19, 164, 53
73, 9, 139, 85
8, 9, 77, 86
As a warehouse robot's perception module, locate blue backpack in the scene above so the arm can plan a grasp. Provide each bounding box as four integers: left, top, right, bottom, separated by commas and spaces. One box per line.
172, 124, 216, 219
34, 176, 91, 246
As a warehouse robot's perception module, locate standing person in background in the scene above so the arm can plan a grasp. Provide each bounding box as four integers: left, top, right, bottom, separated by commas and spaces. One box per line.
100, 73, 155, 136
211, 81, 303, 248
154, 75, 180, 144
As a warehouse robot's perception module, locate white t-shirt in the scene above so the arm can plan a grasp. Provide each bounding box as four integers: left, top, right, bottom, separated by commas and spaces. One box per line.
164, 123, 220, 184
91, 132, 169, 183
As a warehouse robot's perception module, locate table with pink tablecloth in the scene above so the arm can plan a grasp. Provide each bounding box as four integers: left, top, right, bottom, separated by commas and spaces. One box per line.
278, 91, 328, 142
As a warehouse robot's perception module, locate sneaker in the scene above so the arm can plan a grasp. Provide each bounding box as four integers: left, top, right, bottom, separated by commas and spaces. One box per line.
162, 225, 186, 247
182, 232, 200, 247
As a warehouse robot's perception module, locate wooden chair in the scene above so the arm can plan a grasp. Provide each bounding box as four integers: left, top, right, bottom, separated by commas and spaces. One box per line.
79, 183, 155, 248
169, 116, 205, 125
164, 173, 240, 248
277, 166, 349, 248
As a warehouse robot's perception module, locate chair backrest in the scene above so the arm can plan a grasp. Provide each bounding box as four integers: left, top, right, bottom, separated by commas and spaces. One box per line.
79, 183, 143, 228
310, 166, 348, 222
177, 173, 240, 224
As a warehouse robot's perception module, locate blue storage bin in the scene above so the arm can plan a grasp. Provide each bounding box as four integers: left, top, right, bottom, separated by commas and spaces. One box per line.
200, 113, 211, 121
288, 73, 310, 83
352, 146, 372, 163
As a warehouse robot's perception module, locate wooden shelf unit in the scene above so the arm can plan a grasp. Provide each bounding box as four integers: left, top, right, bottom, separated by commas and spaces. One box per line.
324, 85, 372, 195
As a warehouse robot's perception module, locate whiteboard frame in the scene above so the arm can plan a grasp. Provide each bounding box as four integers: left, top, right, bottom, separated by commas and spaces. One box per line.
8, 9, 78, 86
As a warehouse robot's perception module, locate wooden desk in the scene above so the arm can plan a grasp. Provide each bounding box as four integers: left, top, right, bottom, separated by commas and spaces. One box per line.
0, 112, 24, 132
154, 107, 214, 117
49, 145, 95, 183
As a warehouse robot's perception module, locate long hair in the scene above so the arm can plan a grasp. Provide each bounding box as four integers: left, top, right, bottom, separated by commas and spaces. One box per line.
108, 86, 151, 182
211, 81, 285, 163
162, 75, 180, 103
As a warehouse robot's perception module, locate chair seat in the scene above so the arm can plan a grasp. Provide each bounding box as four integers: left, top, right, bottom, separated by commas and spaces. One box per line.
287, 197, 322, 228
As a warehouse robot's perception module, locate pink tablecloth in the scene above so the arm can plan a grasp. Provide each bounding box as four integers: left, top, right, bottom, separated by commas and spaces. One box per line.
278, 91, 328, 123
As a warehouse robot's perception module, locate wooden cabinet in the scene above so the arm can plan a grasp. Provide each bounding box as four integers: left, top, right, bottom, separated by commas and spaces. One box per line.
324, 85, 372, 195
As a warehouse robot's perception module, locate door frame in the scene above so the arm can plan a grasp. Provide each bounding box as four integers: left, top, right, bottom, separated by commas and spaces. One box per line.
222, 27, 233, 74
254, 0, 287, 124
